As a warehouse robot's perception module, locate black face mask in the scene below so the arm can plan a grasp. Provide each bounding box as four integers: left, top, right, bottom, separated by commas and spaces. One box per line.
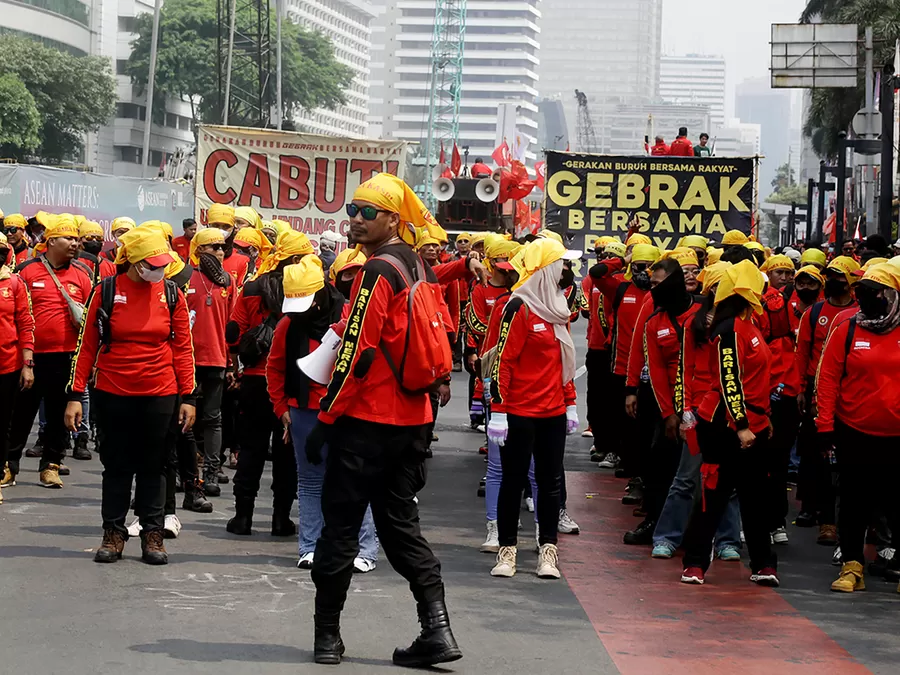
558, 267, 575, 290
795, 287, 819, 305
83, 241, 103, 256
334, 276, 354, 300
632, 269, 651, 291
650, 270, 690, 312
824, 278, 848, 299
855, 285, 888, 319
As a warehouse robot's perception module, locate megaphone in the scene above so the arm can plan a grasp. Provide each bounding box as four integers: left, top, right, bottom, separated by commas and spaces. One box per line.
432, 163, 449, 181
432, 177, 456, 202
296, 328, 342, 385
491, 168, 504, 183
475, 177, 500, 203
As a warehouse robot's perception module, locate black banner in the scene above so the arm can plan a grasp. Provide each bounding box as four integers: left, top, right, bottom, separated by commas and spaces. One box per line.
544, 151, 754, 263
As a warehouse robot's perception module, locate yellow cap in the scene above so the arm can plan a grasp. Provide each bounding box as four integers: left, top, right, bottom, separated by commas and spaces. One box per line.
111, 216, 136, 233
537, 230, 563, 245
255, 229, 315, 277
722, 230, 750, 246
282, 256, 325, 313
271, 219, 292, 236
860, 257, 889, 272
507, 238, 581, 291
0, 231, 7, 246
800, 248, 827, 268
329, 247, 367, 283
234, 227, 273, 263
34, 211, 55, 228
714, 259, 764, 314
660, 246, 699, 268
456, 232, 472, 243
826, 255, 861, 286
697, 261, 732, 295
706, 246, 723, 265
760, 254, 794, 273
795, 265, 825, 286
207, 203, 236, 227
744, 241, 766, 253
604, 241, 627, 258
139, 220, 174, 240
234, 206, 262, 229
484, 233, 522, 261
860, 262, 900, 290
625, 244, 661, 280
679, 235, 709, 249
625, 233, 652, 247
4, 214, 26, 230
78, 220, 104, 238
261, 219, 276, 233
114, 228, 177, 267
189, 227, 227, 265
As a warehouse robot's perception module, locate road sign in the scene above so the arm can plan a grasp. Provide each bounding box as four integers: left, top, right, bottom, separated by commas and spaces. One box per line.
852, 108, 883, 137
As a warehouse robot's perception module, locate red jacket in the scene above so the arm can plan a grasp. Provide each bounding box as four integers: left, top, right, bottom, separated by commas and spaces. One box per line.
588, 258, 648, 375
12, 245, 29, 269
639, 301, 702, 419
223, 252, 251, 288
226, 277, 277, 377
171, 235, 191, 263
489, 296, 576, 417
668, 136, 694, 157
625, 294, 655, 389
758, 286, 797, 395
74, 252, 116, 284
442, 276, 461, 336
466, 282, 508, 353
70, 274, 195, 397
582, 275, 611, 351
17, 257, 92, 353
267, 316, 328, 418
682, 316, 714, 412
816, 319, 900, 437
794, 299, 857, 383
186, 268, 235, 368
650, 142, 670, 156
471, 162, 493, 178
699, 315, 774, 433
0, 273, 35, 375
318, 242, 442, 427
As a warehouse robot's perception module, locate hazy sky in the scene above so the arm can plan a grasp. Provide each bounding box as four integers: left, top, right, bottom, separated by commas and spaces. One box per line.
661, 0, 808, 119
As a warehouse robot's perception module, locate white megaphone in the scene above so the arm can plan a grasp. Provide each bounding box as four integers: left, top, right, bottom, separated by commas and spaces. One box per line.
432, 177, 456, 202
475, 177, 500, 202
432, 163, 449, 181
491, 168, 504, 183
296, 328, 342, 385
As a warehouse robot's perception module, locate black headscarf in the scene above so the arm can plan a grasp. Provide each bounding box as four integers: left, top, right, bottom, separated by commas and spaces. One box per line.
284, 283, 344, 405
650, 259, 693, 323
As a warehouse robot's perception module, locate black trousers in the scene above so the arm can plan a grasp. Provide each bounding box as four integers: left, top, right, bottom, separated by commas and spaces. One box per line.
222, 386, 240, 456
312, 416, 443, 614
7, 352, 72, 470
164, 423, 200, 516
610, 373, 639, 475
683, 419, 776, 573
584, 348, 611, 432
95, 390, 177, 535
797, 380, 837, 525
642, 418, 682, 522
835, 422, 900, 565
769, 394, 800, 529
195, 365, 225, 475
232, 375, 296, 511
633, 382, 659, 480
0, 370, 20, 472
497, 413, 567, 547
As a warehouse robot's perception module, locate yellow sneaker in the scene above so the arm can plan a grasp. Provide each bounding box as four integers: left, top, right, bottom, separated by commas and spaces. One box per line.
1, 463, 15, 487
39, 464, 64, 489
831, 561, 865, 592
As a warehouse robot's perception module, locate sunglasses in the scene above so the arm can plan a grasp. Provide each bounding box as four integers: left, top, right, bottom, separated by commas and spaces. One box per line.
4, 227, 19, 235
346, 204, 390, 221
203, 243, 226, 252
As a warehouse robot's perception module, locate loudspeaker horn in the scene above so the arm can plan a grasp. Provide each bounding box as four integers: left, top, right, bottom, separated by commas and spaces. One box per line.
432, 163, 449, 181
432, 177, 456, 202
491, 168, 504, 183
475, 177, 500, 203
296, 328, 342, 385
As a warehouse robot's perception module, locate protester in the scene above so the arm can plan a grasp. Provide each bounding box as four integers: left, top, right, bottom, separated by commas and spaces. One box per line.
816, 263, 900, 592
4, 214, 31, 268
319, 230, 341, 275
171, 218, 197, 261
681, 260, 779, 587
800, 247, 827, 271
66, 227, 195, 565
470, 158, 492, 177
105, 217, 136, 261
650, 136, 669, 156
721, 230, 750, 249
668, 127, 694, 156
208, 204, 251, 286
694, 133, 712, 157
234, 226, 272, 275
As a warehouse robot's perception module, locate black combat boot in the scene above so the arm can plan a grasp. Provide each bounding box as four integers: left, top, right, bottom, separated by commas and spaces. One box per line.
392, 600, 462, 668
182, 479, 213, 513
226, 498, 254, 535
271, 503, 296, 537
313, 611, 345, 665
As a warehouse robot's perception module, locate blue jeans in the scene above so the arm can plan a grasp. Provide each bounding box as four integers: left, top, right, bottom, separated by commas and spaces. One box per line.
290, 407, 378, 560
653, 442, 741, 552
485, 435, 536, 522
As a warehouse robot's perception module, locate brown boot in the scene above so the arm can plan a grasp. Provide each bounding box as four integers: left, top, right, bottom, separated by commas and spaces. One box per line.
817, 524, 838, 546
140, 529, 169, 565
94, 529, 125, 563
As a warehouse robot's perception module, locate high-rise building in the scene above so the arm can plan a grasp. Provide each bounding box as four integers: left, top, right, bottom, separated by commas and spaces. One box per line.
714, 119, 762, 158
287, 0, 377, 138
735, 77, 792, 198
538, 0, 662, 152
659, 54, 726, 132
367, 0, 542, 164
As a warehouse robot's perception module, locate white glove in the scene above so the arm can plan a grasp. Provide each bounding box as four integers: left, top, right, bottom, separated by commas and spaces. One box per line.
565, 406, 579, 435
681, 410, 697, 431
487, 412, 509, 447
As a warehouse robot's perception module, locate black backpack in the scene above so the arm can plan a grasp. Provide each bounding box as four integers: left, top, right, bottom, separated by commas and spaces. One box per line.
98, 275, 179, 352
237, 314, 279, 367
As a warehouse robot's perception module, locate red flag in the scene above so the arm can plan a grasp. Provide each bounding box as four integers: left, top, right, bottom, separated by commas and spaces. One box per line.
451, 143, 462, 177
498, 160, 536, 203
491, 140, 512, 167
439, 142, 446, 166
534, 161, 546, 191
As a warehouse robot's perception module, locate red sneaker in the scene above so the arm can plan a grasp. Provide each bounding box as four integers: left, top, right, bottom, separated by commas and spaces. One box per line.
681, 567, 705, 585
750, 567, 780, 587
478, 446, 488, 455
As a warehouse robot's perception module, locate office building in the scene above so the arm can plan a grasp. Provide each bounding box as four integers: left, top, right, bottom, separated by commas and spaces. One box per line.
714, 118, 762, 158
660, 54, 726, 132
735, 77, 792, 198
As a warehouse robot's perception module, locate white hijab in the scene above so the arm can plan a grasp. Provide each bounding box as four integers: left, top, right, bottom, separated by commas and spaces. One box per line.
511, 259, 577, 384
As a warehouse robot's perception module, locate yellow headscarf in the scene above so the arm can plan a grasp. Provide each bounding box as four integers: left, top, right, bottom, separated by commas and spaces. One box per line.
795, 265, 825, 287
469, 232, 487, 248
760, 254, 794, 273
678, 234, 709, 249
207, 204, 236, 227
190, 227, 227, 266
234, 227, 273, 263
697, 261, 732, 295
352, 173, 444, 246
860, 262, 900, 290
111, 216, 136, 234
484, 233, 522, 261
659, 247, 699, 268
329, 247, 367, 283
826, 255, 861, 286
139, 220, 174, 241
722, 230, 750, 246
593, 235, 617, 251
34, 211, 55, 228
624, 244, 660, 280
456, 232, 472, 244
625, 233, 652, 247
4, 213, 26, 230
255, 229, 315, 277
234, 206, 262, 229
114, 228, 176, 266
78, 220, 104, 238
415, 227, 442, 251
604, 241, 627, 258
271, 219, 292, 236
706, 246, 723, 265
507, 239, 555, 291
714, 259, 764, 314
34, 214, 78, 254
537, 230, 563, 245
800, 248, 826, 268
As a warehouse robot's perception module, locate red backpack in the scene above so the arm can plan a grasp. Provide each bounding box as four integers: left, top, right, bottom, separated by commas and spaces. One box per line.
375, 252, 453, 394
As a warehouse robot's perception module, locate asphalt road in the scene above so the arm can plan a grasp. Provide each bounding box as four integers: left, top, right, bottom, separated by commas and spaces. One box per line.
2, 321, 899, 674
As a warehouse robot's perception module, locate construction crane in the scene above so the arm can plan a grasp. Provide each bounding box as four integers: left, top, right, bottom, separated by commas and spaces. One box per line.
575, 89, 598, 154
419, 0, 467, 210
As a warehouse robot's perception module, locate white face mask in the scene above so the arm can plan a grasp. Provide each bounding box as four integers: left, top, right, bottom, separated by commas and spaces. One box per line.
138, 264, 166, 283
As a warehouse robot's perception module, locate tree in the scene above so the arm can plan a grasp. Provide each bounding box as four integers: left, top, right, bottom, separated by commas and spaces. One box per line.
0, 35, 116, 163
766, 183, 808, 206
126, 0, 354, 129
0, 73, 41, 155
771, 161, 795, 192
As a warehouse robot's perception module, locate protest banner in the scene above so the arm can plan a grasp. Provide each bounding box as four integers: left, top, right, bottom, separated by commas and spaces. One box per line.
543, 151, 755, 263
196, 125, 409, 250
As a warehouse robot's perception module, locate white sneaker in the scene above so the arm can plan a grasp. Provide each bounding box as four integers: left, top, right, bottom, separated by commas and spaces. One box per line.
353, 557, 376, 573
297, 551, 315, 569
558, 509, 580, 535
164, 514, 182, 539
536, 543, 561, 579
491, 545, 517, 577
126, 516, 142, 538
832, 546, 843, 566
480, 520, 500, 553
740, 530, 745, 543
598, 453, 619, 469
581, 427, 593, 438
476, 424, 486, 433
525, 497, 534, 512
772, 526, 788, 545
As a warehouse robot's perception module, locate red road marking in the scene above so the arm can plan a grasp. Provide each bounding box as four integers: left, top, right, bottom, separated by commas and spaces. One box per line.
561, 472, 871, 675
